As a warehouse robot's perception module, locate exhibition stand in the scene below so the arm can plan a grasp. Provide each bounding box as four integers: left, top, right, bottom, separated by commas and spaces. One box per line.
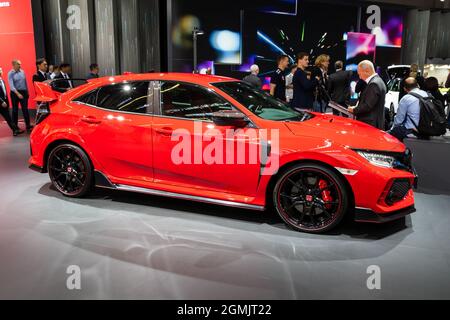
405, 135, 450, 195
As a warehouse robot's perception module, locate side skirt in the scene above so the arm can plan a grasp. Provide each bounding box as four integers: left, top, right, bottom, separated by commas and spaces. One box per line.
94, 170, 265, 211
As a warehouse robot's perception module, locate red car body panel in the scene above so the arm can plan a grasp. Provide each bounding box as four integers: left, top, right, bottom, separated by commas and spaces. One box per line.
30, 73, 416, 220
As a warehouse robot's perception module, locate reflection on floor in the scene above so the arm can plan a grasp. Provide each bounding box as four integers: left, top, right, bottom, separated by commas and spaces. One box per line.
1, 123, 450, 299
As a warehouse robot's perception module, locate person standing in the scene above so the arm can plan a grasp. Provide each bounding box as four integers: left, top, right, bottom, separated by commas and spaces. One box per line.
312, 54, 330, 113
87, 63, 100, 79
242, 64, 262, 89
285, 64, 297, 103
270, 55, 289, 101
50, 65, 60, 80
291, 52, 319, 110
399, 64, 425, 101
328, 60, 353, 115
445, 70, 450, 89
55, 63, 73, 91
0, 67, 24, 136
32, 58, 49, 82
348, 60, 386, 130
8, 59, 32, 132
424, 77, 446, 106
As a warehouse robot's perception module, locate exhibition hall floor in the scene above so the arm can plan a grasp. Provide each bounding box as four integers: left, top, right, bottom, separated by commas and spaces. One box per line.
1, 123, 450, 299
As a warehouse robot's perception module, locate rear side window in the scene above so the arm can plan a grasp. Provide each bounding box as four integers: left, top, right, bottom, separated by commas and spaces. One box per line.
74, 82, 150, 114
74, 89, 99, 105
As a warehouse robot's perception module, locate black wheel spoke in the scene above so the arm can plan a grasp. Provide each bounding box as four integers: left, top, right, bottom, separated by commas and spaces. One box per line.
286, 200, 305, 211
322, 209, 332, 219
297, 210, 306, 224
287, 178, 305, 191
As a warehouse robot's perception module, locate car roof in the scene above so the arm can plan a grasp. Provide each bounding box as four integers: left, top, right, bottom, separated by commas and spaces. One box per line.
86, 72, 237, 86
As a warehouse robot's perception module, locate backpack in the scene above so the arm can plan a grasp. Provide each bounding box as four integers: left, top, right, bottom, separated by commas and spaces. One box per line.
408, 92, 447, 137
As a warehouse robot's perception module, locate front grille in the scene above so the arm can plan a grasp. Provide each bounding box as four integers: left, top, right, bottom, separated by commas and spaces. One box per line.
385, 179, 412, 206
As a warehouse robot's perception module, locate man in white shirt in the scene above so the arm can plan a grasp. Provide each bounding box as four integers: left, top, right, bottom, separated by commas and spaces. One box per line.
285, 64, 297, 103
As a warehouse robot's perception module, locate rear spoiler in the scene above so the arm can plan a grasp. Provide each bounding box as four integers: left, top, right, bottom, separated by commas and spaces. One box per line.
34, 78, 89, 103
34, 81, 59, 103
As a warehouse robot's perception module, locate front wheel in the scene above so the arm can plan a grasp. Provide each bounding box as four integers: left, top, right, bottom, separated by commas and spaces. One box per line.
47, 144, 93, 198
273, 163, 349, 233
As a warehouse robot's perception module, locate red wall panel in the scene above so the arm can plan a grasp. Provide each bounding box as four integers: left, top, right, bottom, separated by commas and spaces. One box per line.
0, 0, 37, 108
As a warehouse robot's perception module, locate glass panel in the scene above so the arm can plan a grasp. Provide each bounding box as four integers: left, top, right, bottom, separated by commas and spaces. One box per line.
160, 81, 234, 120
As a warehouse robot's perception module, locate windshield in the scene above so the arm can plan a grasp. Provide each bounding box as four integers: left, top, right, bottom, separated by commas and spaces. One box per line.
213, 81, 314, 122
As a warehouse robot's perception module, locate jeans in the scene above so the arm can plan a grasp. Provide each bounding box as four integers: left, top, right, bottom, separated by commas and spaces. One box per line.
388, 125, 416, 142
313, 100, 327, 113
10, 90, 31, 128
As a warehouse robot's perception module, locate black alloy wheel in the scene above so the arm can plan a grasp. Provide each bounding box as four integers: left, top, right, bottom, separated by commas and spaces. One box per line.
47, 144, 93, 198
273, 163, 349, 233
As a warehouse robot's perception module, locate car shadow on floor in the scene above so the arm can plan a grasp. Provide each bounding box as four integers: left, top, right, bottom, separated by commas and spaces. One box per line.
38, 183, 411, 241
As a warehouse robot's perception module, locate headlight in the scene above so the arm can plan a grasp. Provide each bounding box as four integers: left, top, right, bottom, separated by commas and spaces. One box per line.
356, 151, 395, 168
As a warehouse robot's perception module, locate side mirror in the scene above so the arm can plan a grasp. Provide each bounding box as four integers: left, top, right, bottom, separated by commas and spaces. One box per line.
211, 110, 249, 128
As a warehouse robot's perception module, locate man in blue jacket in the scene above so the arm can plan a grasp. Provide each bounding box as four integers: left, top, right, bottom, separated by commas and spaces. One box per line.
291, 52, 319, 110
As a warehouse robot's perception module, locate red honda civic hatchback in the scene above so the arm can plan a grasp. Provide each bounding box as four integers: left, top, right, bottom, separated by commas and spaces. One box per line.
30, 73, 417, 233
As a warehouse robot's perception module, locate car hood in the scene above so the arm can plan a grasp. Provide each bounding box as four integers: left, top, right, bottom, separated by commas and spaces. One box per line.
386, 65, 410, 80
284, 114, 405, 153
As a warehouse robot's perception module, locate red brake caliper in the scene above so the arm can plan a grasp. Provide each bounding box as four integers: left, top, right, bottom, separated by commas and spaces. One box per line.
319, 179, 333, 209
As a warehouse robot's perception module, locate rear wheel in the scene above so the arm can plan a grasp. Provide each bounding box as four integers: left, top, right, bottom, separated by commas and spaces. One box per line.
47, 144, 93, 198
273, 163, 349, 233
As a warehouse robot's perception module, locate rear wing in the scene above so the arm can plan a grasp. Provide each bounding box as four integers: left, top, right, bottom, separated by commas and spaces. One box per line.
34, 79, 88, 103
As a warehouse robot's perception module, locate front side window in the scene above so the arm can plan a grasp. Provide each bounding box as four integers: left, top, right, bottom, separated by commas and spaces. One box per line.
74, 82, 150, 114
159, 81, 235, 121
213, 81, 313, 122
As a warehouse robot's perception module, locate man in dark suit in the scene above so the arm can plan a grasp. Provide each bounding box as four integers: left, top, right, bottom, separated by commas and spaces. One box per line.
348, 60, 386, 130
291, 52, 319, 110
54, 63, 73, 92
0, 67, 24, 136
328, 60, 352, 115
32, 58, 49, 83
87, 63, 100, 80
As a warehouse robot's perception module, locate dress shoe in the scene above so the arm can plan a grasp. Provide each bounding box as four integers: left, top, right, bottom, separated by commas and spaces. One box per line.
13, 129, 25, 136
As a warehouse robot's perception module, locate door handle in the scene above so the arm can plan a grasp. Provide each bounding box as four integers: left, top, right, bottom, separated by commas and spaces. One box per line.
155, 127, 173, 136
81, 116, 102, 124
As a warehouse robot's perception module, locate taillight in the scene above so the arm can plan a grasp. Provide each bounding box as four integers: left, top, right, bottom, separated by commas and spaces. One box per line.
35, 102, 51, 124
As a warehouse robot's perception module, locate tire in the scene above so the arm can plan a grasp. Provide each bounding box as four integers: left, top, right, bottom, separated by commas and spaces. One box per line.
272, 163, 349, 233
47, 144, 93, 198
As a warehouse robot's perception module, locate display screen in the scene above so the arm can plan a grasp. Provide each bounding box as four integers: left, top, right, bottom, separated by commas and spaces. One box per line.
242, 2, 358, 77
258, 0, 298, 16
345, 32, 376, 71
345, 32, 376, 100
170, 0, 403, 77
362, 10, 404, 48
171, 0, 242, 71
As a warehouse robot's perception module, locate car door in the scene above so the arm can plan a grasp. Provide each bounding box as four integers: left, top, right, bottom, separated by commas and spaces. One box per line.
72, 81, 154, 183
151, 81, 261, 197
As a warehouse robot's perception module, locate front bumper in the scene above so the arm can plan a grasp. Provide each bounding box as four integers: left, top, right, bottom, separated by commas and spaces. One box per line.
354, 205, 416, 223
29, 164, 45, 173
